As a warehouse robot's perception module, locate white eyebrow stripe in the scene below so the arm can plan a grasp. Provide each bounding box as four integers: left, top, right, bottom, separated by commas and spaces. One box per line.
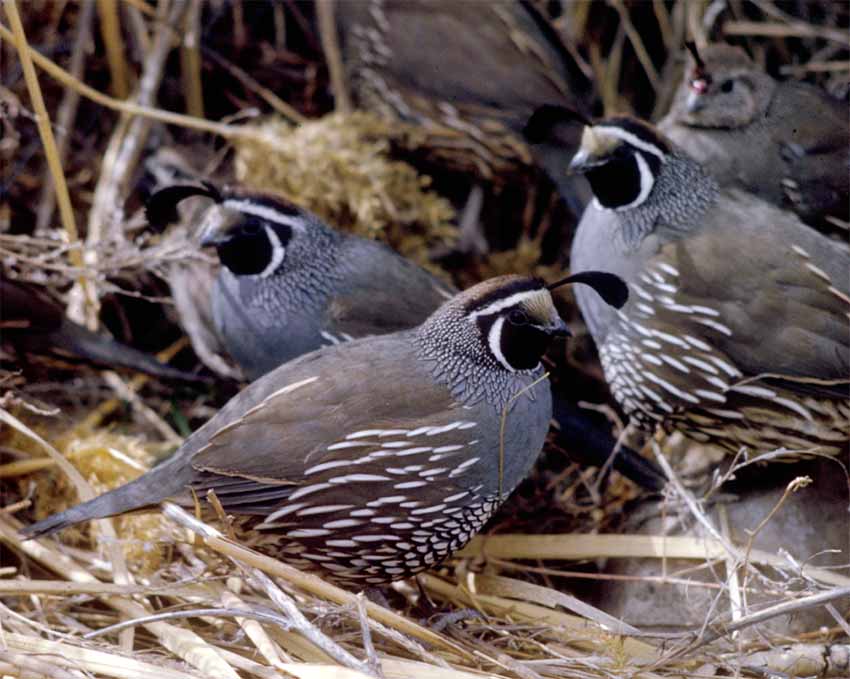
593, 126, 666, 160
467, 289, 544, 320
222, 199, 306, 230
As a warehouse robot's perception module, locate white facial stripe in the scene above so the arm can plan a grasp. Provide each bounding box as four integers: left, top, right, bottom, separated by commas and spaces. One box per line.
259, 224, 286, 278
593, 126, 665, 160
222, 199, 306, 231
486, 316, 514, 372
468, 289, 544, 320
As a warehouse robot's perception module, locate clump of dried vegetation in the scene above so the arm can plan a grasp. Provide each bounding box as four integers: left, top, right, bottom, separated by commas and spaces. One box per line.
1, 1, 848, 678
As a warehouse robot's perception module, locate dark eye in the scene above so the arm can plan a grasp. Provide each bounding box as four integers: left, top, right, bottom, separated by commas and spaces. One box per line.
720, 79, 734, 93
507, 309, 529, 326
240, 218, 263, 236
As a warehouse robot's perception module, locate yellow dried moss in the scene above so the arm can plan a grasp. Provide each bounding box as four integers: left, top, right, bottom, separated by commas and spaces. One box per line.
29, 427, 172, 573
480, 233, 560, 282
232, 112, 457, 274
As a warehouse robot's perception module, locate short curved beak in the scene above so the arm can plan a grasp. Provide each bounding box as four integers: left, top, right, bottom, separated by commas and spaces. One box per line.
198, 207, 238, 248
568, 148, 607, 176
567, 149, 590, 175
200, 230, 227, 248
546, 318, 571, 339
568, 125, 609, 175
685, 91, 706, 114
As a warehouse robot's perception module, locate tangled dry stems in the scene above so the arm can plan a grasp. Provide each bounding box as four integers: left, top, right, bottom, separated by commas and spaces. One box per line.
0, 1, 848, 677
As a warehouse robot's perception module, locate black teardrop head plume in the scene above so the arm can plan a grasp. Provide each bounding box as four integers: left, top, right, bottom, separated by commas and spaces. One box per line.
547, 271, 629, 309
684, 40, 708, 78
145, 182, 222, 232
523, 104, 593, 144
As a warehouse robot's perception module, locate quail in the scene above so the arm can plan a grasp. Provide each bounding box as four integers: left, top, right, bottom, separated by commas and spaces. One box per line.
23, 272, 627, 585
536, 109, 849, 457
659, 42, 849, 226
142, 150, 240, 380
1, 278, 202, 383
334, 0, 592, 212
149, 185, 664, 489
147, 184, 455, 381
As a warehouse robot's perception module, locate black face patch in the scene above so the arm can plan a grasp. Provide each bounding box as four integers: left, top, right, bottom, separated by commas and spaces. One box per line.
476, 306, 556, 372
499, 319, 553, 371
585, 151, 642, 209
216, 219, 292, 276
585, 146, 660, 210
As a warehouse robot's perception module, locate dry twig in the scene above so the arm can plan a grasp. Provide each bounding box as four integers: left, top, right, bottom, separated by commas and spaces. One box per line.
35, 0, 96, 234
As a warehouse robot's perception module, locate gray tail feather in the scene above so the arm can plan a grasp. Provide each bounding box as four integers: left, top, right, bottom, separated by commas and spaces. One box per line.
56, 321, 207, 383
21, 456, 192, 539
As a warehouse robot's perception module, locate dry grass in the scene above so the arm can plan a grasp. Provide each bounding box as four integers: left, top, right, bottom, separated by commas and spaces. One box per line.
231, 113, 457, 271
0, 1, 848, 677
2, 413, 848, 678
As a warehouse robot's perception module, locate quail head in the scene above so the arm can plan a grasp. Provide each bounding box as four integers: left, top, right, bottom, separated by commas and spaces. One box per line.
23, 272, 627, 586
554, 111, 849, 459
1, 277, 202, 383
659, 43, 849, 226
147, 185, 455, 381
